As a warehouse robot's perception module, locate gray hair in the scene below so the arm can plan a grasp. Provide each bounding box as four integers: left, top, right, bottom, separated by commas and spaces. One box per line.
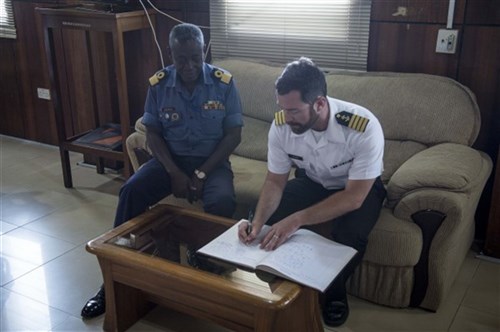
169, 23, 204, 49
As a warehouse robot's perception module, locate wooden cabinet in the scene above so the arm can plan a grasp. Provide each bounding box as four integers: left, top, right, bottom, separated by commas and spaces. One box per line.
37, 6, 156, 187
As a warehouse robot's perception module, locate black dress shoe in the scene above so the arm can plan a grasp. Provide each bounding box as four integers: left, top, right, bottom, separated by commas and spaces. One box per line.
322, 297, 349, 327
81, 286, 105, 319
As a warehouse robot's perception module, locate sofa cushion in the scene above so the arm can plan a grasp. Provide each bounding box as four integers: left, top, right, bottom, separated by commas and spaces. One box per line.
213, 58, 283, 123
230, 154, 268, 205
382, 140, 427, 183
325, 72, 480, 147
386, 143, 487, 207
233, 116, 270, 162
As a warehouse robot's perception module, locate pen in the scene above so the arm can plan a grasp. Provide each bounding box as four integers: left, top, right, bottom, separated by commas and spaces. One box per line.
246, 209, 254, 235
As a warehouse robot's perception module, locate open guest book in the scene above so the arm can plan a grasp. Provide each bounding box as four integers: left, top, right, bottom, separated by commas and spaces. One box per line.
198, 220, 357, 292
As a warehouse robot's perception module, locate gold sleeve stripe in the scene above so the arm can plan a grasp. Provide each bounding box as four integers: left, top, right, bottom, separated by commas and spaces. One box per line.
356, 116, 369, 132
348, 114, 369, 132
275, 110, 286, 125
349, 115, 360, 130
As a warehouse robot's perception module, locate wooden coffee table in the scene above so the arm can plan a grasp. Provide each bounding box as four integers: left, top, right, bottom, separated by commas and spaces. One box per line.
86, 204, 323, 332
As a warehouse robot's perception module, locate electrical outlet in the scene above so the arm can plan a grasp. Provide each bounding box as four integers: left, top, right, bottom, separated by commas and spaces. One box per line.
37, 88, 51, 100
436, 29, 458, 54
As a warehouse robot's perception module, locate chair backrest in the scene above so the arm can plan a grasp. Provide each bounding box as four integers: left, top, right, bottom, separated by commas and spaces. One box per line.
213, 58, 482, 181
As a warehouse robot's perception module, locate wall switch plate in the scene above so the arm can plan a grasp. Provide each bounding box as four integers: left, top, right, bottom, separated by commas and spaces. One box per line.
436, 29, 458, 54
37, 88, 51, 100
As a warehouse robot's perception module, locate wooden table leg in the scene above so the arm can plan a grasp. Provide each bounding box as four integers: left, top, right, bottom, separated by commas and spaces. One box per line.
59, 148, 73, 188
254, 287, 323, 331
100, 260, 154, 332
96, 157, 105, 174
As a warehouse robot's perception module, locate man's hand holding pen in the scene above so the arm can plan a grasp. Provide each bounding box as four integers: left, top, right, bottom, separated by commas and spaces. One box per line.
238, 209, 257, 244
246, 209, 254, 235
238, 210, 301, 251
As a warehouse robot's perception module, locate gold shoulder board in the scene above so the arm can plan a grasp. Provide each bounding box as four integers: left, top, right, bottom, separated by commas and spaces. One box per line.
149, 69, 167, 86
335, 111, 370, 132
212, 68, 232, 84
274, 110, 286, 126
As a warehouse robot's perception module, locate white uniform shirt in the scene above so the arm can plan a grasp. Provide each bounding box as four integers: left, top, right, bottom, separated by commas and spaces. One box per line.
267, 97, 384, 189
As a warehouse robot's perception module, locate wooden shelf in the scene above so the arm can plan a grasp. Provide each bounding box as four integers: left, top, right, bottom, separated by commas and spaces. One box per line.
37, 6, 156, 188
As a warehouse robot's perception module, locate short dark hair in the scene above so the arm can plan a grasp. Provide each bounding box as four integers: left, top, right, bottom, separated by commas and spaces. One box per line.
275, 57, 327, 104
169, 23, 204, 49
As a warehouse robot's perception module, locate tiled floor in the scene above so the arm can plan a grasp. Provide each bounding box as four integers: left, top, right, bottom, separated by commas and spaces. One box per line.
1, 134, 499, 332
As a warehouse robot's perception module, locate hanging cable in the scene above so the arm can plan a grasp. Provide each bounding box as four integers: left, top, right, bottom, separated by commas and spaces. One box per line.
447, 0, 456, 29
138, 0, 165, 68
138, 0, 213, 69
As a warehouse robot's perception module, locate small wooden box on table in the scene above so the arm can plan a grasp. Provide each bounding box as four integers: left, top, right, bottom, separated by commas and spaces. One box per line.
86, 204, 323, 332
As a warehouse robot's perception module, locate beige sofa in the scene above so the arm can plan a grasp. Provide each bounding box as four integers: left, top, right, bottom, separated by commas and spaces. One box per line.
126, 58, 492, 312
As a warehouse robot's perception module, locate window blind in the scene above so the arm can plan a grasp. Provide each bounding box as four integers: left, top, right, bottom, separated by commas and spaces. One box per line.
210, 0, 372, 71
0, 0, 16, 39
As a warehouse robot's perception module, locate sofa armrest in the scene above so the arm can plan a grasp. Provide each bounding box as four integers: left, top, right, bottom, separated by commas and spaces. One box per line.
384, 144, 492, 309
386, 143, 488, 209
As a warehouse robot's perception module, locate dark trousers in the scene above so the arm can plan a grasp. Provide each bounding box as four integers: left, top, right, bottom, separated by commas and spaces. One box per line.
267, 171, 386, 301
114, 156, 236, 227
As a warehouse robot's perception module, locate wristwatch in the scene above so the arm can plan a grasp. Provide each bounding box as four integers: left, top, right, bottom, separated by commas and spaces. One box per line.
194, 169, 206, 180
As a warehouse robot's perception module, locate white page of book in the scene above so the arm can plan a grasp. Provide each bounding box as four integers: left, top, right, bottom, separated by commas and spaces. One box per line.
198, 220, 273, 269
257, 229, 357, 291
198, 219, 357, 291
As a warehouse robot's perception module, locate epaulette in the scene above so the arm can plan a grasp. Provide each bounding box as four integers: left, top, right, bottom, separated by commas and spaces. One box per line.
335, 111, 370, 132
212, 68, 232, 84
149, 69, 167, 86
274, 110, 286, 126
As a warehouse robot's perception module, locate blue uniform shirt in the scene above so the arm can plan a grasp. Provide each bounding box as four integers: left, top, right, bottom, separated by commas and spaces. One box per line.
142, 63, 243, 157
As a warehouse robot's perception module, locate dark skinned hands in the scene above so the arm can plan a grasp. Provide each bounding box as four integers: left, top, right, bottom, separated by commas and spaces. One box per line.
188, 174, 205, 203
170, 171, 191, 199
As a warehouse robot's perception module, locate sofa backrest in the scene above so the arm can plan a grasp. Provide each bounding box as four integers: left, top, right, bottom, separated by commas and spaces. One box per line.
326, 72, 481, 181
213, 58, 481, 182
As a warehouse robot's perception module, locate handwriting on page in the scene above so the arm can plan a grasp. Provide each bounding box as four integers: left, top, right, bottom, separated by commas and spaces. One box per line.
201, 222, 271, 268
269, 241, 313, 270
261, 234, 348, 286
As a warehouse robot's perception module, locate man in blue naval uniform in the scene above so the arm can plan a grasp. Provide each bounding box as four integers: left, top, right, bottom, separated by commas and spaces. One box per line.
81, 23, 243, 319
115, 40, 243, 224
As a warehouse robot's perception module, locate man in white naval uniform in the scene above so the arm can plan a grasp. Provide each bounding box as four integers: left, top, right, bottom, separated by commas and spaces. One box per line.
238, 57, 386, 327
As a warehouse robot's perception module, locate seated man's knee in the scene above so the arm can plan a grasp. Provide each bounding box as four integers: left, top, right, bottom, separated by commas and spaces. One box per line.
203, 192, 236, 218
332, 231, 368, 253
117, 174, 160, 209
119, 178, 142, 200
